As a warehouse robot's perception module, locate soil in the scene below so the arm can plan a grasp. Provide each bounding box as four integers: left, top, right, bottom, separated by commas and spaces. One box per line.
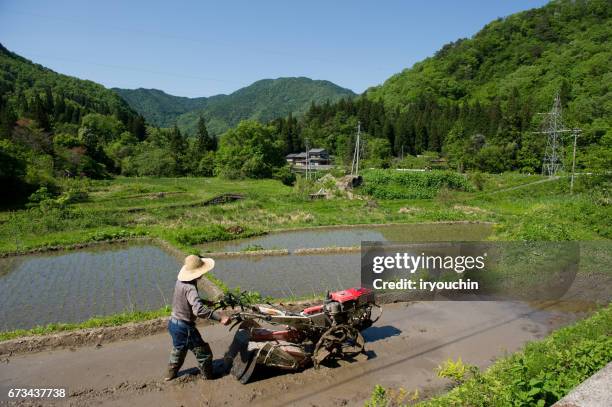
0, 300, 589, 407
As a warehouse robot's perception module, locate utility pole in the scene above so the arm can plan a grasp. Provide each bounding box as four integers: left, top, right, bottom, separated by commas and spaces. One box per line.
351, 122, 361, 176
570, 130, 578, 194
305, 139, 310, 180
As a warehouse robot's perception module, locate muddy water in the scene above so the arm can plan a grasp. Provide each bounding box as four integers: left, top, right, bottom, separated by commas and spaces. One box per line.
199, 223, 493, 252
0, 223, 493, 331
207, 223, 492, 298
0, 301, 592, 407
0, 244, 181, 331
211, 253, 361, 298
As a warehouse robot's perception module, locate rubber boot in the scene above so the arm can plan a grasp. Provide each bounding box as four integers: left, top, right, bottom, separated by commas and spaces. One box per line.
165, 348, 187, 381
193, 344, 214, 379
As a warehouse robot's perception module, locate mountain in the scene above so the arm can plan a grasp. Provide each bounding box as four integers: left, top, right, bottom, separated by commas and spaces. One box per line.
365, 0, 611, 121
0, 43, 144, 134
114, 77, 356, 135
270, 0, 610, 174
0, 43, 148, 203
112, 88, 208, 129
358, 0, 611, 171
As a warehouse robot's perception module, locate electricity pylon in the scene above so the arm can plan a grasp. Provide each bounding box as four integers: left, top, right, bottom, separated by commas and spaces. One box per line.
541, 93, 565, 177
534, 92, 581, 192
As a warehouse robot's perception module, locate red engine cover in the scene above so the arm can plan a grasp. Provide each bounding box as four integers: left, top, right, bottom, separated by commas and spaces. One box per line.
301, 304, 324, 315
329, 287, 372, 303
250, 328, 301, 342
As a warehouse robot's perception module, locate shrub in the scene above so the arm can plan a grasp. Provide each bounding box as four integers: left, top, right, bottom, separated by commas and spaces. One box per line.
469, 172, 486, 191
273, 165, 297, 186
121, 147, 178, 177
195, 151, 215, 177
367, 304, 612, 407
361, 170, 473, 199
292, 176, 317, 199
365, 385, 389, 407
437, 357, 478, 385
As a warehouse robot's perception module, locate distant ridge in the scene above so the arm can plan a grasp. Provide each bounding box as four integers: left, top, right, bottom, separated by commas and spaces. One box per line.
114, 77, 355, 135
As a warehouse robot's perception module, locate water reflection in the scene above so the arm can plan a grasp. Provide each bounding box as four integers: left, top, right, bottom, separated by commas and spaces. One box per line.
0, 244, 180, 331
200, 223, 493, 252
211, 253, 361, 298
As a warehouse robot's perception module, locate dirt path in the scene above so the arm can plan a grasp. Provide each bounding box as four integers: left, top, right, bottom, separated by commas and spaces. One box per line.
0, 301, 584, 407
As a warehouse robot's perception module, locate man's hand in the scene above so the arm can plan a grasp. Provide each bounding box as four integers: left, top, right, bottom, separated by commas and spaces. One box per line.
220, 315, 231, 326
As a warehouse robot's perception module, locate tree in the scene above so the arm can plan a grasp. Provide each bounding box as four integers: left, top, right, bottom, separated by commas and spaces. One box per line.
364, 137, 392, 168
32, 94, 50, 131
382, 119, 395, 154
122, 146, 178, 177
169, 125, 188, 174
0, 101, 16, 139
79, 113, 125, 144
195, 151, 216, 177
195, 116, 217, 152
0, 139, 29, 205
215, 120, 285, 179
78, 113, 125, 173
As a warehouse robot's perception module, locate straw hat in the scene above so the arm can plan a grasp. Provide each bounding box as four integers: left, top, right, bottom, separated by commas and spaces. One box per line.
178, 255, 215, 282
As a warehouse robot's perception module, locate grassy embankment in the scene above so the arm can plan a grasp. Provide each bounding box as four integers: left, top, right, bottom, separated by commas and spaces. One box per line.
0, 171, 608, 256
0, 307, 172, 342
0, 171, 609, 340
366, 304, 612, 407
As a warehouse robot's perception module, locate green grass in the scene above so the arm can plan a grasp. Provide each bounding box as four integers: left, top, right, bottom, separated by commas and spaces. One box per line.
366, 304, 612, 407
0, 171, 609, 341
360, 170, 474, 199
0, 306, 172, 342
0, 172, 608, 254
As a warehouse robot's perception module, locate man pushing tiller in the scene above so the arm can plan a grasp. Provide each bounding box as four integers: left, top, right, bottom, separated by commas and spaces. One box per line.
165, 255, 230, 381
165, 255, 379, 384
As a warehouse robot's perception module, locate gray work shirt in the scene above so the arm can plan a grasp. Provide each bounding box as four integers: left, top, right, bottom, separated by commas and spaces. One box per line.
170, 279, 221, 323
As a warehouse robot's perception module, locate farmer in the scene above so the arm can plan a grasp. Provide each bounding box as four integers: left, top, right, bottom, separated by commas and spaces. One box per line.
165, 255, 230, 381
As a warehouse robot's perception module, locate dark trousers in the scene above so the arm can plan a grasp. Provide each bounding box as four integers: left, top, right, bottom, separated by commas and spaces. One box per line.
167, 318, 212, 372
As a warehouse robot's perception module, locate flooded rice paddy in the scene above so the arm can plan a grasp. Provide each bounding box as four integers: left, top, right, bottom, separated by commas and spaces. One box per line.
199, 222, 493, 252
211, 253, 361, 298
0, 223, 494, 331
0, 244, 180, 331
204, 223, 493, 298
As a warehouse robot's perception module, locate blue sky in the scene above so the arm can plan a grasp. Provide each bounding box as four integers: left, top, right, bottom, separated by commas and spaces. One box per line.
0, 0, 548, 97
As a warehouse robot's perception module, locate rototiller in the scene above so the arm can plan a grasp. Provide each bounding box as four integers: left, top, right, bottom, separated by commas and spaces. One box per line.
215, 287, 381, 383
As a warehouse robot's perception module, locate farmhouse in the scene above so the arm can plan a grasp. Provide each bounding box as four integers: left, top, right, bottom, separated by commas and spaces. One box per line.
286, 148, 331, 167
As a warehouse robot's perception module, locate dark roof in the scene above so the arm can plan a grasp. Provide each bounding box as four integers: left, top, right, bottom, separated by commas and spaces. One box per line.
286, 153, 298, 158
308, 148, 326, 153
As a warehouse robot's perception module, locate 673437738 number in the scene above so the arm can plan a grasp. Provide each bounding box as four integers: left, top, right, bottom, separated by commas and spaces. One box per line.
7, 388, 67, 398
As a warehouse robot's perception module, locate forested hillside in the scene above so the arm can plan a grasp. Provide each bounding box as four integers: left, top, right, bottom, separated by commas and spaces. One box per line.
0, 43, 148, 204
1, 0, 610, 206
116, 77, 356, 135
366, 0, 611, 171
277, 0, 611, 173
0, 44, 145, 137
112, 88, 207, 129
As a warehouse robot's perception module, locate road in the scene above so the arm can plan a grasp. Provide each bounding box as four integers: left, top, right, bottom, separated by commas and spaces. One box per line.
0, 301, 581, 407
